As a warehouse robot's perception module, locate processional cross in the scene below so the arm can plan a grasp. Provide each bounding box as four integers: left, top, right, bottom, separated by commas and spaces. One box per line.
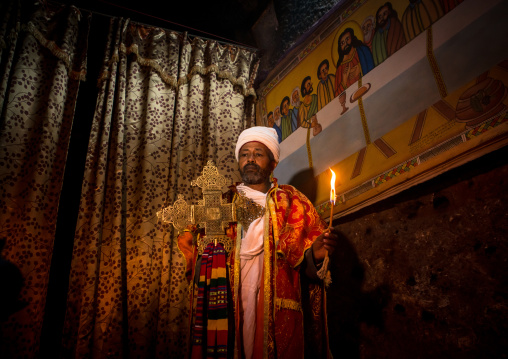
157, 161, 264, 255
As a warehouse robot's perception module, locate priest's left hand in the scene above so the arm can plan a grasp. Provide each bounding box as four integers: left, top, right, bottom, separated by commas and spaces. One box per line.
312, 227, 339, 263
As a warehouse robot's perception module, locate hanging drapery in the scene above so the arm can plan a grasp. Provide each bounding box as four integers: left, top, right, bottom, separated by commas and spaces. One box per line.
62, 17, 259, 358
170, 33, 258, 201
0, 0, 90, 357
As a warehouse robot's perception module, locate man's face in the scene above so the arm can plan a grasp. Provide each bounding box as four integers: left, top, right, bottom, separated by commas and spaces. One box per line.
282, 100, 289, 116
292, 90, 300, 105
267, 114, 274, 127
274, 107, 280, 121
362, 19, 374, 41
319, 64, 329, 81
339, 32, 352, 54
304, 79, 313, 95
377, 6, 390, 28
238, 142, 275, 185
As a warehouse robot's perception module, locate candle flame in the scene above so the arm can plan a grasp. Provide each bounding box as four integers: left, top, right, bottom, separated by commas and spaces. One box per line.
329, 168, 336, 205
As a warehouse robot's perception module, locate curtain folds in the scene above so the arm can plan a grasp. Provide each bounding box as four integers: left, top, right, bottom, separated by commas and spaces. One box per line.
62, 18, 259, 358
0, 0, 90, 357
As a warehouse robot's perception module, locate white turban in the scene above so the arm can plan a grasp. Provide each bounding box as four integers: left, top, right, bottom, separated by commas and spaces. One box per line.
235, 126, 280, 163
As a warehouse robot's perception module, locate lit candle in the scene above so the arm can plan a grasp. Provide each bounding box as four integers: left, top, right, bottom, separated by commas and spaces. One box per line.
328, 168, 336, 229
317, 168, 336, 287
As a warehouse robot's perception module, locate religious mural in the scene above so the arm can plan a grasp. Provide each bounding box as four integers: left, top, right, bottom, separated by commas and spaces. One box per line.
256, 0, 508, 218
259, 0, 457, 143
313, 61, 508, 217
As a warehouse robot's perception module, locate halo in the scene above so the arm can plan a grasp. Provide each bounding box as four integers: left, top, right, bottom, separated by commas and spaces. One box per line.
331, 20, 364, 69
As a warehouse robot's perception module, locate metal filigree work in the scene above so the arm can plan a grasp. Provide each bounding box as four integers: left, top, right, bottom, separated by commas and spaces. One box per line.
197, 236, 234, 256
193, 191, 234, 236
158, 161, 235, 255
191, 161, 228, 191
157, 194, 190, 232
158, 161, 268, 256
235, 191, 265, 230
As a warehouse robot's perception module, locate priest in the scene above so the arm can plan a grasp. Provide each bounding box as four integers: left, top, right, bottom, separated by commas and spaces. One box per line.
179, 127, 338, 359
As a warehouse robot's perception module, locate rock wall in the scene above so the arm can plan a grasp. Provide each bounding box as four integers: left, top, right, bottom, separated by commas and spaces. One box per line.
327, 145, 508, 358
273, 0, 339, 53
255, 0, 343, 83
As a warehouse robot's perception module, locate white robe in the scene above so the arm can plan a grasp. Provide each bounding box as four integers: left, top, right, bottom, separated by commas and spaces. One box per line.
237, 184, 267, 359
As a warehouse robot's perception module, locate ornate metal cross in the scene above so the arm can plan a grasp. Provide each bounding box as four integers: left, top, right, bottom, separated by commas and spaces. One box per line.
158, 161, 264, 255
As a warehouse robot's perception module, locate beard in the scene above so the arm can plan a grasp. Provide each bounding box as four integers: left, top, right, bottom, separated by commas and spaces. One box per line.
342, 44, 352, 55
364, 30, 373, 43
240, 163, 271, 185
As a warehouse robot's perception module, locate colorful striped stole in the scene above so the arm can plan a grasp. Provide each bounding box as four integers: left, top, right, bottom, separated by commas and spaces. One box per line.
191, 242, 228, 359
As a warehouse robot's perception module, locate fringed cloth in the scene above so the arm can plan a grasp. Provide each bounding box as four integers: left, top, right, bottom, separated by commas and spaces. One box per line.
191, 242, 228, 359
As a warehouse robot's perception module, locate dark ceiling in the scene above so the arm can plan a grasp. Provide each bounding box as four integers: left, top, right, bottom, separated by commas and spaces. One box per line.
55, 0, 353, 83
62, 0, 270, 48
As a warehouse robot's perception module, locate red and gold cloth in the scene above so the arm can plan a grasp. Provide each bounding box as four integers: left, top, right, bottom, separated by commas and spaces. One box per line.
178, 183, 331, 359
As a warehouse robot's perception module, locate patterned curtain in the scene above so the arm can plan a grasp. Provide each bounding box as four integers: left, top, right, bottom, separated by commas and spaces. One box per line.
61, 18, 259, 358
0, 0, 90, 357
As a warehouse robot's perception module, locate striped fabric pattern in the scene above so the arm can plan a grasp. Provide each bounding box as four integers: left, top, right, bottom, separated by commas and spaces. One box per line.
191, 242, 228, 359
